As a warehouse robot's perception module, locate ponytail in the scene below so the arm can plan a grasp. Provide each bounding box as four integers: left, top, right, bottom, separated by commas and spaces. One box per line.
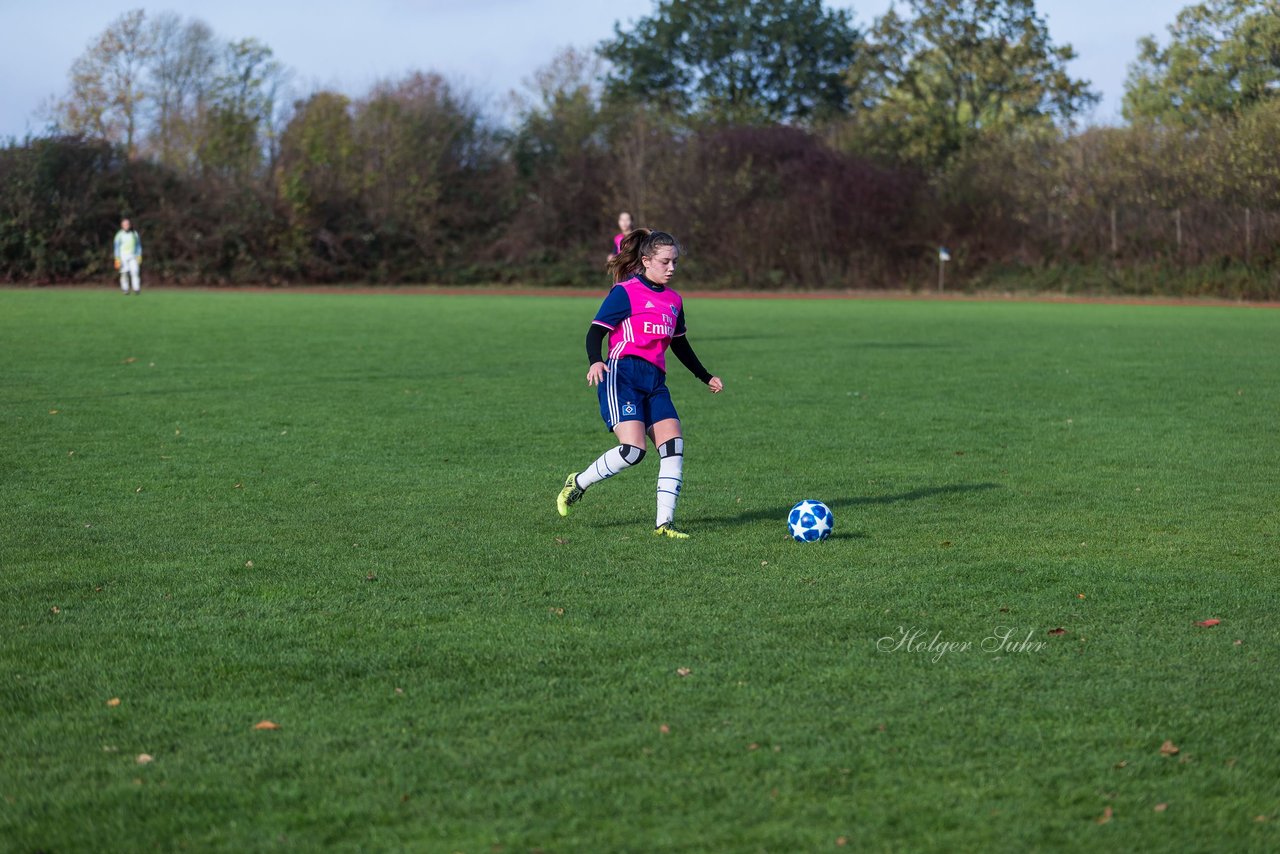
606, 227, 680, 283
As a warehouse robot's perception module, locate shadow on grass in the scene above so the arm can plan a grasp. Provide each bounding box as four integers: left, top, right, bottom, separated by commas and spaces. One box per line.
695, 482, 1003, 526
821, 530, 870, 541
849, 341, 959, 350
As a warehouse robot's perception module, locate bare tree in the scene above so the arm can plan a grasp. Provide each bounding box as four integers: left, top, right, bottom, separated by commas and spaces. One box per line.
148, 12, 217, 168
53, 9, 153, 158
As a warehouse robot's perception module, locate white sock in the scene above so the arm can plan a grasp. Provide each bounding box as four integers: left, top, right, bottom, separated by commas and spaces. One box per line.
656, 438, 683, 527
575, 444, 645, 490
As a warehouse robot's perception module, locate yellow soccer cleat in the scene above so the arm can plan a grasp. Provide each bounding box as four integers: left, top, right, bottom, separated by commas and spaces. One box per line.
654, 523, 690, 539
557, 473, 585, 517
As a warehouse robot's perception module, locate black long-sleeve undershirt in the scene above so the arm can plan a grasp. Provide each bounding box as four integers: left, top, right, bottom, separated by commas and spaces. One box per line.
669, 335, 713, 383
585, 325, 713, 384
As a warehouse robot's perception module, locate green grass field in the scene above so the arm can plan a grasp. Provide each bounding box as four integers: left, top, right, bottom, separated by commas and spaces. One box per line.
2, 289, 1278, 852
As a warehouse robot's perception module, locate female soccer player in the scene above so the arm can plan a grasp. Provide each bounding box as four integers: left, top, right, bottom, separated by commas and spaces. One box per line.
557, 228, 724, 538
608, 211, 633, 261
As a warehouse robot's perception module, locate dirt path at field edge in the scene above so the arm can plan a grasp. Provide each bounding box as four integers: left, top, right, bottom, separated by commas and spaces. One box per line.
8, 284, 1279, 309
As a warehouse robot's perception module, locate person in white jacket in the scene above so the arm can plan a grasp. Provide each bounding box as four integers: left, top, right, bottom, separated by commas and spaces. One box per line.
113, 218, 142, 295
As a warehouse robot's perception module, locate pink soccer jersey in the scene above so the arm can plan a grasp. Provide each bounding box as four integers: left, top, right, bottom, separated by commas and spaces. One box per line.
613, 233, 626, 254
592, 278, 686, 373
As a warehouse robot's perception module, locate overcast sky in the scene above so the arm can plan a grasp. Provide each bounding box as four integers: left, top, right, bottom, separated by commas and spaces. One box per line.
1, 0, 1191, 139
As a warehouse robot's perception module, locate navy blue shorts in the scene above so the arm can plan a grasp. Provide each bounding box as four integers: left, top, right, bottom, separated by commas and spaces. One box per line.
598, 356, 679, 431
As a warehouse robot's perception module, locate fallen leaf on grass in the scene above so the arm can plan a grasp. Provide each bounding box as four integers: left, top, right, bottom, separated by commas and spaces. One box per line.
1154, 803, 1168, 813
1077, 593, 1086, 599
49, 409, 60, 415
50, 606, 61, 614
1255, 815, 1270, 823
1233, 639, 1243, 646
836, 837, 848, 847
394, 687, 404, 695
1160, 740, 1179, 756
134, 486, 143, 493
106, 697, 121, 707
234, 482, 243, 489
675, 667, 691, 677
748, 743, 759, 751
123, 357, 137, 364
365, 572, 378, 581
1195, 619, 1220, 628
659, 724, 670, 735
136, 753, 154, 764
1048, 627, 1067, 636
548, 607, 564, 616
554, 537, 568, 546
244, 560, 254, 568
1114, 760, 1128, 769
1096, 806, 1113, 825
253, 720, 280, 731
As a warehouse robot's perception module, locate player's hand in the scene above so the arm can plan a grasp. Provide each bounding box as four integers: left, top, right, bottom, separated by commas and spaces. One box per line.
708, 376, 724, 394
587, 361, 608, 386
114, 259, 121, 270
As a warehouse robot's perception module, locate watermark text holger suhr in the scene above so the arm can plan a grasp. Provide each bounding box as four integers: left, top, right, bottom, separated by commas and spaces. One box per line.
877, 626, 1048, 663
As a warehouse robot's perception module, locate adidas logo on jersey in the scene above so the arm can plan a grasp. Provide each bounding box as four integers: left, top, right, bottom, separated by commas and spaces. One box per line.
644, 301, 655, 308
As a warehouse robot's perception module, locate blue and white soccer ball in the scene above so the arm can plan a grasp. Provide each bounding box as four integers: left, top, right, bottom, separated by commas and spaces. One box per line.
788, 500, 834, 542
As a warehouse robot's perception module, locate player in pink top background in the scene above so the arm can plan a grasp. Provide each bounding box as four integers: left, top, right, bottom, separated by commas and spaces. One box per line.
557, 229, 724, 538
609, 211, 633, 261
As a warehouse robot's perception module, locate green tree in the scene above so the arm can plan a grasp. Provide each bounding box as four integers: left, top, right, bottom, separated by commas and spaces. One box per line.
854, 0, 1096, 167
512, 46, 605, 170
352, 73, 507, 275
279, 92, 356, 213
199, 38, 287, 178
599, 0, 861, 125
1124, 0, 1280, 128
277, 91, 359, 273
